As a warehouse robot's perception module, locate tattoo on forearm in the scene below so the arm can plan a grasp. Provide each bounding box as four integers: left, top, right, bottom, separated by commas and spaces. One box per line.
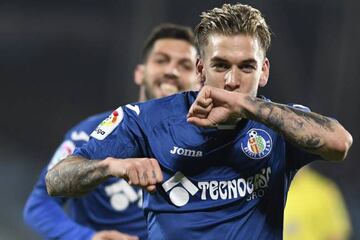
46, 156, 108, 196
246, 98, 335, 150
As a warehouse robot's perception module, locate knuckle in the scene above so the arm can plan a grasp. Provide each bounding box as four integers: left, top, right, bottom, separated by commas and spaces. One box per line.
127, 162, 137, 171
134, 161, 143, 168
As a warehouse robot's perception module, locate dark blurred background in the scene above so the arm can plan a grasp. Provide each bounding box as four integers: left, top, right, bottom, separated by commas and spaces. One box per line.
0, 0, 359, 239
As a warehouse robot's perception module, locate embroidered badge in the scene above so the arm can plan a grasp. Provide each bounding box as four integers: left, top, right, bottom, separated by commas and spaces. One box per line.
241, 128, 272, 159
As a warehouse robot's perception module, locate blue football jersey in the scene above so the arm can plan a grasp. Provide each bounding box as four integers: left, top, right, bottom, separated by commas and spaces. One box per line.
24, 111, 147, 240
74, 92, 317, 240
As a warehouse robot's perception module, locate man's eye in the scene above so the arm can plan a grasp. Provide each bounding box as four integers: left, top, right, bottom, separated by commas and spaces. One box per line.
241, 64, 256, 73
180, 63, 194, 71
155, 58, 167, 64
212, 63, 229, 71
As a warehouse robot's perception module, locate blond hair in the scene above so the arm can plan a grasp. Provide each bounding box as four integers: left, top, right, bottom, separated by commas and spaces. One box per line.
195, 3, 271, 56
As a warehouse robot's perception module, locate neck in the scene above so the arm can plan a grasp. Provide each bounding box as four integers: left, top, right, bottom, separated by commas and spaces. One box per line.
138, 87, 147, 102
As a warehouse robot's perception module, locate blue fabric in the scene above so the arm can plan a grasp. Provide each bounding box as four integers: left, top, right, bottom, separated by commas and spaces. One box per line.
24, 111, 147, 240
74, 91, 318, 240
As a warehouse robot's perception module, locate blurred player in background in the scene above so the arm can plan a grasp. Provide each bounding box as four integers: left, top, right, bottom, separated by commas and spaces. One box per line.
23, 23, 198, 240
284, 166, 352, 240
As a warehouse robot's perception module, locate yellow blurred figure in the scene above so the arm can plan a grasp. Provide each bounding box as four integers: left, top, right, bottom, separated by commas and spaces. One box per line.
284, 167, 351, 240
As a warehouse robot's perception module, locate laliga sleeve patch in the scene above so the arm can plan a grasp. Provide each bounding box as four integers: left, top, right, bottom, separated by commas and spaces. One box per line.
48, 140, 76, 170
90, 106, 124, 140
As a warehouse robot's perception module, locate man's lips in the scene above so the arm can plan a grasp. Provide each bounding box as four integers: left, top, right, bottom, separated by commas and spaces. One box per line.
159, 82, 179, 96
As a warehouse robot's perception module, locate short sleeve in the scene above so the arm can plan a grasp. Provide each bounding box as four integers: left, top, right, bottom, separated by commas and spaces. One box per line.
73, 106, 147, 160
285, 104, 320, 171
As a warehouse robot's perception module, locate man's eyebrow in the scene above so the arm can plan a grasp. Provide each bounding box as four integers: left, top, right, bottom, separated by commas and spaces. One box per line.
179, 58, 194, 63
210, 57, 258, 65
210, 56, 229, 63
241, 58, 258, 65
153, 51, 194, 63
152, 52, 168, 57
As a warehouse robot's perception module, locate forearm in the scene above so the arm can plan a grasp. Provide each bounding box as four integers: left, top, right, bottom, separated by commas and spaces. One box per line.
242, 96, 352, 161
46, 155, 111, 197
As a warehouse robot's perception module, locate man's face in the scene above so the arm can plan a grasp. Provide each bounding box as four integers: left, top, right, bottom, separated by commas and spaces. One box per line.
197, 34, 269, 97
137, 38, 197, 99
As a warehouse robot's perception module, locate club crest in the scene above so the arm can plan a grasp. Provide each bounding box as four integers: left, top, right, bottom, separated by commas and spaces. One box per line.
241, 129, 272, 159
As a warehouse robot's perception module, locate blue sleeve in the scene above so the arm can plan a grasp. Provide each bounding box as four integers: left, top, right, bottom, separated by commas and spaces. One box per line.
285, 104, 320, 171
23, 112, 109, 240
74, 107, 147, 160
286, 143, 319, 171
23, 168, 95, 240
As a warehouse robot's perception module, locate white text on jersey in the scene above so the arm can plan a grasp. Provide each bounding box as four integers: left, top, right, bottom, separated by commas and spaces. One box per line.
170, 146, 203, 157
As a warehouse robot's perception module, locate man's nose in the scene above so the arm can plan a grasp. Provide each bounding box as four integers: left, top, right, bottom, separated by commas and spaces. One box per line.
224, 68, 240, 91
164, 62, 179, 78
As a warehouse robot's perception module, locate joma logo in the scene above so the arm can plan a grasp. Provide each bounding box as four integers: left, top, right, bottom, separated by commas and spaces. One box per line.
170, 146, 203, 157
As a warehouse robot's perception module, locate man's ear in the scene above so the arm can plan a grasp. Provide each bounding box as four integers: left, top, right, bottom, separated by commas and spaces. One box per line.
196, 57, 206, 86
259, 57, 270, 87
134, 64, 145, 86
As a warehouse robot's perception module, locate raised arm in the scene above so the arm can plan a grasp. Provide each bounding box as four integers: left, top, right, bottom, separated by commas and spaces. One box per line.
46, 155, 163, 197
245, 97, 352, 161
187, 86, 353, 161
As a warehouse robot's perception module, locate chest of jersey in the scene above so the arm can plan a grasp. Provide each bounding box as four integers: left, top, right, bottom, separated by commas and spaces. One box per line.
144, 116, 285, 214
148, 117, 276, 178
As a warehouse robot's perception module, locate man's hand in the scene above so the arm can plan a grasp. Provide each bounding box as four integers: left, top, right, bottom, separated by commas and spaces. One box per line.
187, 86, 245, 127
106, 157, 163, 193
92, 230, 139, 240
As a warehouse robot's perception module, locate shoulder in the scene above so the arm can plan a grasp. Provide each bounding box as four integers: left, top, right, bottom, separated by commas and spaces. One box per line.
88, 92, 197, 140
64, 111, 112, 140
83, 111, 112, 125
135, 91, 196, 113
124, 91, 197, 125
260, 96, 311, 112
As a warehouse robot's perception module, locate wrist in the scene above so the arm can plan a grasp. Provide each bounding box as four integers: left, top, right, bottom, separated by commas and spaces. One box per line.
102, 157, 128, 178
102, 157, 116, 177
234, 93, 254, 119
